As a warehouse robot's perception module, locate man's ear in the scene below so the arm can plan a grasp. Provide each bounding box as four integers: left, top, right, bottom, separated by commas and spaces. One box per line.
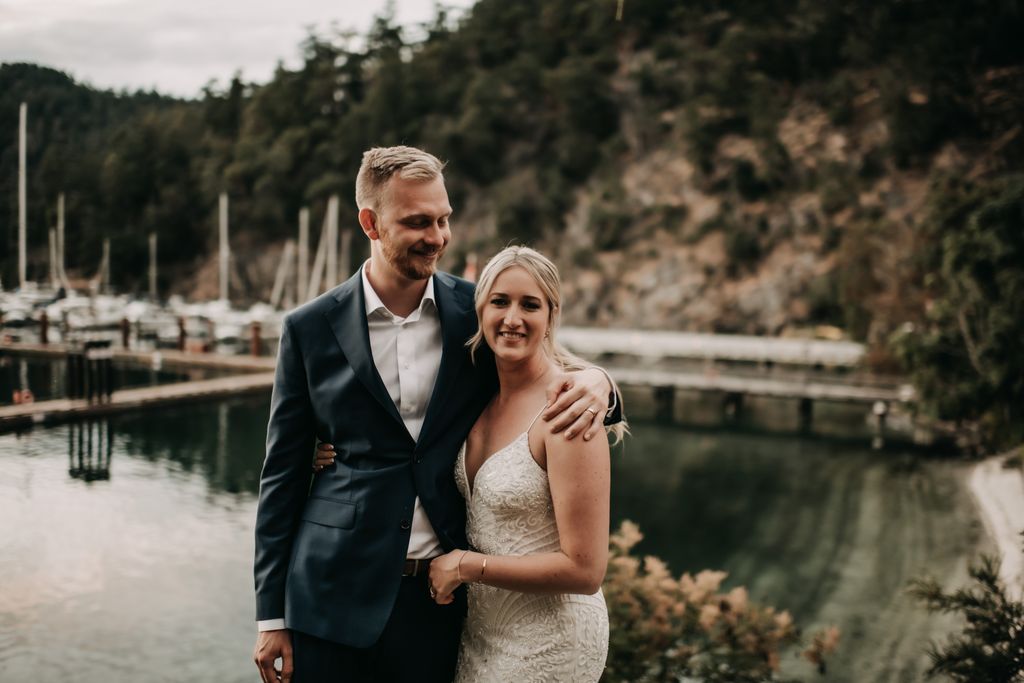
358, 208, 379, 240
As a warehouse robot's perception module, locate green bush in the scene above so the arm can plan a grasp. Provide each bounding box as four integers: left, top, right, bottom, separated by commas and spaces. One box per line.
909, 537, 1024, 682
892, 175, 1024, 449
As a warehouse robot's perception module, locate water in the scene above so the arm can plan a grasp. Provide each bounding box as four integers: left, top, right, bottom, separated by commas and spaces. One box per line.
0, 396, 987, 682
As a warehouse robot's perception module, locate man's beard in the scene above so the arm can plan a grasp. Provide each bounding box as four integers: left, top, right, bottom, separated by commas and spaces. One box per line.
379, 230, 445, 280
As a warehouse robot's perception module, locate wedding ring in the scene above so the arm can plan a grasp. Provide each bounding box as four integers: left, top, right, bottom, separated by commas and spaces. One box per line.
584, 407, 598, 416
429, 587, 437, 599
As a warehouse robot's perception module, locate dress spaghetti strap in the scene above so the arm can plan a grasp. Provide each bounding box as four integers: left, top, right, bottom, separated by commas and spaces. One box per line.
525, 403, 548, 434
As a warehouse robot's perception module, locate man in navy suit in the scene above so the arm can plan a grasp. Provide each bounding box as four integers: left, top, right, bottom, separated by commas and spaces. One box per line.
253, 146, 617, 683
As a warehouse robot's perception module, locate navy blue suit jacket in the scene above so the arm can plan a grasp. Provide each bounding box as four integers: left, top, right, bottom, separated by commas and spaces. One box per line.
254, 270, 495, 647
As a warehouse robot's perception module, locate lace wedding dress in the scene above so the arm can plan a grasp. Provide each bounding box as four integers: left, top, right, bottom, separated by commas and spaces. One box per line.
453, 426, 609, 682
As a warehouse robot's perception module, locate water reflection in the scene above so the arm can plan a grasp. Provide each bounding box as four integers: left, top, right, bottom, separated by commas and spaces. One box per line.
67, 420, 112, 482
111, 397, 266, 495
0, 397, 270, 683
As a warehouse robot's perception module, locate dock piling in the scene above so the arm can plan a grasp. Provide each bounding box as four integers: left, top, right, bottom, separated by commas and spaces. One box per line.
177, 317, 186, 351
654, 385, 675, 422
799, 397, 814, 430
872, 401, 889, 449
723, 392, 744, 418
251, 321, 262, 357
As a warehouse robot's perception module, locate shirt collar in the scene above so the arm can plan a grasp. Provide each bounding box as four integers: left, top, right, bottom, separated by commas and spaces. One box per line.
361, 260, 436, 321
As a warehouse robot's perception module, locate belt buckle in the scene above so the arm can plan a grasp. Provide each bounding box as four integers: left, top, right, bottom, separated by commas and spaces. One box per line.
410, 558, 422, 576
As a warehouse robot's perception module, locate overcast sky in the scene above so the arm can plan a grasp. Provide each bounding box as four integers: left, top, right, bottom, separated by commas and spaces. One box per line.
0, 0, 476, 99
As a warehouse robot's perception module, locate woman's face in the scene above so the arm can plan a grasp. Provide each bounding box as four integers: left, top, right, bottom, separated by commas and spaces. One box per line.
481, 266, 551, 364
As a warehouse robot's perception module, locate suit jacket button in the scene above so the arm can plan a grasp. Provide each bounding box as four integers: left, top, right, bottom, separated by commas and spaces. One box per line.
400, 520, 411, 530
414, 455, 422, 464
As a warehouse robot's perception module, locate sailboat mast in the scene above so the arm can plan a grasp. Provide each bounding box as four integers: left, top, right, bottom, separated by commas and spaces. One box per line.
219, 192, 229, 302
18, 103, 27, 288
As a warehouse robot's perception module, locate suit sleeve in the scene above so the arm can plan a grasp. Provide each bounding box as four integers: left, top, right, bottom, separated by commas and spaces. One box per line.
603, 391, 624, 426
254, 315, 316, 622
592, 365, 624, 426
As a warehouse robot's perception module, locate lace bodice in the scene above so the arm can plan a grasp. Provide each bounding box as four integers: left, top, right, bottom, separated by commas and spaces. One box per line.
453, 432, 608, 682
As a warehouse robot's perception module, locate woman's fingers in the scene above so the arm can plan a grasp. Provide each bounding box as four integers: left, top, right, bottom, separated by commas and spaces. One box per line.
312, 443, 336, 472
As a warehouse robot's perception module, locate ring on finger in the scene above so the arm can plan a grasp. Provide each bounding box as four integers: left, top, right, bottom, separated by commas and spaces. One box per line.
584, 407, 598, 417
429, 586, 437, 598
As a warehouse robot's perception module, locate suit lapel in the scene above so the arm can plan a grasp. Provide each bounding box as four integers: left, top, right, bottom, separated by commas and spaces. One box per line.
323, 271, 407, 430
417, 272, 477, 449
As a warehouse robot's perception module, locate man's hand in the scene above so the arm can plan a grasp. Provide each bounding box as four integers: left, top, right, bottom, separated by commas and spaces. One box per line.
254, 629, 293, 683
543, 367, 611, 441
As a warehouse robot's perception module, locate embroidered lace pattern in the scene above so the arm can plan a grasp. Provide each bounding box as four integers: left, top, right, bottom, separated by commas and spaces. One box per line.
453, 433, 609, 682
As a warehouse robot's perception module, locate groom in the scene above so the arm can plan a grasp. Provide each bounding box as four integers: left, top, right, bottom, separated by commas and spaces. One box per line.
253, 146, 618, 683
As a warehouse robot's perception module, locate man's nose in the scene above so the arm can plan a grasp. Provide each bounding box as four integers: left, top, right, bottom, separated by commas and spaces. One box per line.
423, 222, 446, 246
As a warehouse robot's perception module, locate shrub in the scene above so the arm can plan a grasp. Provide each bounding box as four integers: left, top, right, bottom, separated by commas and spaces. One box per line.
908, 537, 1024, 682
892, 175, 1024, 450
602, 521, 838, 683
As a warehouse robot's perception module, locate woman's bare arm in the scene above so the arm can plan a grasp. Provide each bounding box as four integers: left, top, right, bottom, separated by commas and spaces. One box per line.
430, 425, 610, 600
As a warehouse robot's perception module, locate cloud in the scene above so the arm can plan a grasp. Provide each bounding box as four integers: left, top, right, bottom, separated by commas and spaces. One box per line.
0, 0, 474, 97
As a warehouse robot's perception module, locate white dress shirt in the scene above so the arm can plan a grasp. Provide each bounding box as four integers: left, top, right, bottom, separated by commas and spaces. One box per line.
259, 263, 446, 632
359, 262, 445, 560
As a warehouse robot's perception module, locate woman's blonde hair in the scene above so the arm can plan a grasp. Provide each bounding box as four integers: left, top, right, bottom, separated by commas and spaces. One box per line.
467, 246, 627, 442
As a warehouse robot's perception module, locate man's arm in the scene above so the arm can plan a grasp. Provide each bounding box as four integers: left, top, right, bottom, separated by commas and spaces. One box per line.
253, 316, 316, 677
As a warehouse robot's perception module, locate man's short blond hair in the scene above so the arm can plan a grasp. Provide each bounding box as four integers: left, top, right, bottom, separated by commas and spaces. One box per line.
355, 146, 446, 212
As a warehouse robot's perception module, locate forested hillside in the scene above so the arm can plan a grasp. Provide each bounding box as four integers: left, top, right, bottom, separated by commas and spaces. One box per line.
3, 0, 1023, 446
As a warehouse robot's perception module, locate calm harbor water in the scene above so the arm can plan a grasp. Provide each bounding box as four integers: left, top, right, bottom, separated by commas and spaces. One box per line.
0, 395, 986, 682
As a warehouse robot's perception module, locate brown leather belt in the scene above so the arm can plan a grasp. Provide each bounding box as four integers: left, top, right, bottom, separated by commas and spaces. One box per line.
402, 558, 434, 577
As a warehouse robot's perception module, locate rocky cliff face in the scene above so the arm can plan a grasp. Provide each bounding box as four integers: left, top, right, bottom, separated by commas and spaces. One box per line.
183, 83, 996, 345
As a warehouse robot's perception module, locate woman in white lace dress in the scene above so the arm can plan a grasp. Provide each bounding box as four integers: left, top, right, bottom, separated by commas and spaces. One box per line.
427, 246, 626, 683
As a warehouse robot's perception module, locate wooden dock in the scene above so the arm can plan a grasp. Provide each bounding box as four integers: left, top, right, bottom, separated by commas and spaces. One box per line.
1, 335, 912, 434
0, 372, 274, 432
0, 342, 276, 433
561, 327, 865, 368
608, 366, 914, 404
3, 342, 275, 372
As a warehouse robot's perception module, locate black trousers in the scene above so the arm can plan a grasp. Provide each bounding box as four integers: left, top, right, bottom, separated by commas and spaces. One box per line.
291, 574, 466, 683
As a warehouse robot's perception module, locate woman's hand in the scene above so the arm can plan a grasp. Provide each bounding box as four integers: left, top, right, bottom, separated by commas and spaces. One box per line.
312, 443, 335, 472
428, 550, 467, 604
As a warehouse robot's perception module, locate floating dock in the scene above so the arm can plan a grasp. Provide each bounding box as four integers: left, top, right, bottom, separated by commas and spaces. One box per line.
1, 342, 275, 433
4, 342, 275, 372
560, 327, 866, 367
0, 371, 274, 432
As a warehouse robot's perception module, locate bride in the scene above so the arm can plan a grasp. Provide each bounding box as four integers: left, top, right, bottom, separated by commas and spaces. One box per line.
427, 246, 626, 682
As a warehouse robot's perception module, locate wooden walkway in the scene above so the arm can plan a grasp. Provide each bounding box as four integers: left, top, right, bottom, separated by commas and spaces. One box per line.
607, 366, 915, 405
0, 342, 276, 433
3, 342, 275, 372
560, 327, 865, 368
0, 372, 274, 432
0, 337, 910, 433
